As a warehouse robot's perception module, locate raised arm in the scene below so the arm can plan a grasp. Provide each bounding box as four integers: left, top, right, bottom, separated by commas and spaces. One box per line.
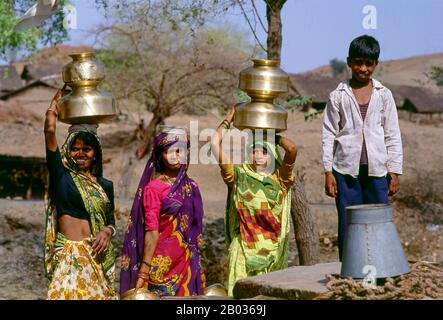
211, 104, 237, 165
44, 89, 63, 152
278, 135, 297, 165
211, 104, 238, 186
276, 135, 297, 186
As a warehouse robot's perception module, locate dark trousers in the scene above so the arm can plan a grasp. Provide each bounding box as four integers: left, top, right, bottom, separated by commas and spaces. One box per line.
334, 165, 390, 261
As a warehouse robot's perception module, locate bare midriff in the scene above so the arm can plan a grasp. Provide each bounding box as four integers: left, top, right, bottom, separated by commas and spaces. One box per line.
58, 214, 92, 241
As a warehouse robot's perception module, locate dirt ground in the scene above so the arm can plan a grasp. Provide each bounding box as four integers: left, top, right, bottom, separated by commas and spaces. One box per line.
0, 107, 442, 300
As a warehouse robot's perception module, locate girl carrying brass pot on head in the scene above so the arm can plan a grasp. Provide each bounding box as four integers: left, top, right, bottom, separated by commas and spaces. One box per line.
212, 104, 298, 296
44, 89, 117, 300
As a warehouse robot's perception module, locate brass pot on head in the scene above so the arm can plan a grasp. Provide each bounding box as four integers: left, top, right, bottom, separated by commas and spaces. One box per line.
234, 59, 289, 132
57, 52, 118, 124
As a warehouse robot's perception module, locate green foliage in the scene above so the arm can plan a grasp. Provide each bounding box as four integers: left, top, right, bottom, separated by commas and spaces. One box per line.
233, 89, 251, 103
329, 58, 347, 78
0, 0, 68, 60
304, 109, 324, 122
428, 65, 443, 86
281, 95, 312, 109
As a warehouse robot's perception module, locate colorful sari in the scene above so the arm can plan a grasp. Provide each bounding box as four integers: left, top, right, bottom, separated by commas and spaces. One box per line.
224, 141, 293, 296
44, 128, 116, 300
120, 132, 205, 297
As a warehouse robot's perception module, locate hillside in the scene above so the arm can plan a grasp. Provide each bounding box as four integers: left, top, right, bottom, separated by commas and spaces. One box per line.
305, 52, 443, 92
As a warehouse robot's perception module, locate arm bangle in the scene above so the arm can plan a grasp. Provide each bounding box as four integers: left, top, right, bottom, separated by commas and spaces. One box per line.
46, 109, 58, 117
219, 120, 230, 129
106, 225, 116, 237
142, 261, 151, 268
137, 271, 150, 280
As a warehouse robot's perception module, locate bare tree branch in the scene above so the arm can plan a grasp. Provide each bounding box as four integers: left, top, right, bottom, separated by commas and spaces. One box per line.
236, 0, 267, 53
251, 0, 268, 33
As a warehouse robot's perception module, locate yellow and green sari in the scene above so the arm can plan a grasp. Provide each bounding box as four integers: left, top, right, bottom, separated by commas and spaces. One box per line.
44, 131, 116, 300
225, 141, 293, 296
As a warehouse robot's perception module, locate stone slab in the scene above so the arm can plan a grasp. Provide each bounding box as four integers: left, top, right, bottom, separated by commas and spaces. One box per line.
233, 262, 341, 300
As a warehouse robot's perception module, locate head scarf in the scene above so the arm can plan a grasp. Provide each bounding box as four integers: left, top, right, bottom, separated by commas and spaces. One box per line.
247, 139, 283, 173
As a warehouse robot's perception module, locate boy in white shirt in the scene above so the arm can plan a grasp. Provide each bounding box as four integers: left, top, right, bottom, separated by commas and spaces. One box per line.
322, 35, 403, 261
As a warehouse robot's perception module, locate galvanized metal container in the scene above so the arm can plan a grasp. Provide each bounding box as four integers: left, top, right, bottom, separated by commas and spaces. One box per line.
340, 204, 410, 279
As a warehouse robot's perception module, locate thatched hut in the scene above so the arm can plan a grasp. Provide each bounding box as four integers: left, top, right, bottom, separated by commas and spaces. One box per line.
290, 74, 341, 110
390, 85, 443, 119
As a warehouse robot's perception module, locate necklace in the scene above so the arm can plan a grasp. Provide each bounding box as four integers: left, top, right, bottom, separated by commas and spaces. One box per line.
163, 174, 175, 185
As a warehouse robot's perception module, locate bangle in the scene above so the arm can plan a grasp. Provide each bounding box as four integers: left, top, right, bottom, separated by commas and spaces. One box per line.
219, 119, 230, 129
141, 261, 151, 268
276, 135, 282, 146
106, 225, 116, 237
137, 271, 150, 280
46, 109, 58, 117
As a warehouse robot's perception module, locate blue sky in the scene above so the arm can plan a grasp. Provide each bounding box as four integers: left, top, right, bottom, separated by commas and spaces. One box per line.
62, 0, 443, 73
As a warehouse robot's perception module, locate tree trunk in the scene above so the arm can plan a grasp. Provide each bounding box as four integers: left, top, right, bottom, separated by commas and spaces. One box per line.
118, 113, 164, 198
290, 170, 321, 265
266, 0, 285, 61
138, 113, 164, 159
265, 0, 320, 265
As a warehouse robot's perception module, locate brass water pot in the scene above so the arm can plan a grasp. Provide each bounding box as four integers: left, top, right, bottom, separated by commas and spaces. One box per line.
120, 288, 160, 300
57, 52, 117, 124
234, 59, 289, 131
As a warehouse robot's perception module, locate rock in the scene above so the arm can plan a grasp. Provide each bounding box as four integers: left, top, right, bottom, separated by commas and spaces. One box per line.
233, 262, 341, 300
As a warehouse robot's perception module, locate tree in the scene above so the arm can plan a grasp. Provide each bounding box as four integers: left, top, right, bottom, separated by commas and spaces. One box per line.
96, 0, 320, 264
428, 65, 443, 86
214, 0, 320, 265
251, 0, 321, 265
330, 58, 347, 78
0, 0, 68, 61
93, 2, 253, 194
97, 28, 251, 155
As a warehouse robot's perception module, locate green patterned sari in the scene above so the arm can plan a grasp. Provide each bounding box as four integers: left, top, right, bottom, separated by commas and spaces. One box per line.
44, 131, 116, 290
225, 141, 292, 296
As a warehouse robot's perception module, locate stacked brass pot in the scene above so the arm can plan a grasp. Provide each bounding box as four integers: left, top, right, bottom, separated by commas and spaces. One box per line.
57, 52, 117, 124
234, 59, 289, 132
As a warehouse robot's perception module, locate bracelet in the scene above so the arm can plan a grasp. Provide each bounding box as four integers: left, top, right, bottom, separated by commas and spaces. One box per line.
219, 119, 230, 129
276, 135, 282, 146
105, 225, 116, 237
46, 108, 58, 117
141, 261, 151, 268
137, 271, 150, 280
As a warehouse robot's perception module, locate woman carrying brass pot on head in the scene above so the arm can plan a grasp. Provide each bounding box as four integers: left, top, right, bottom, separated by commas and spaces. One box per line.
120, 129, 206, 297
211, 105, 298, 296
44, 89, 117, 300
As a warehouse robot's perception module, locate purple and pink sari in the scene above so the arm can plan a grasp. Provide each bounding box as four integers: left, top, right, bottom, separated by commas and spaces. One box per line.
120, 132, 205, 296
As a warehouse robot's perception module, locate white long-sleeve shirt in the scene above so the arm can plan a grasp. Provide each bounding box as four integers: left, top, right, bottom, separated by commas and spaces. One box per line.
322, 78, 403, 178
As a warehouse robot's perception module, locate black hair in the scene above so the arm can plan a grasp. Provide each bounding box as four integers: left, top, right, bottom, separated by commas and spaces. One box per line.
69, 131, 103, 177
155, 152, 166, 173
155, 142, 189, 173
348, 35, 380, 61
